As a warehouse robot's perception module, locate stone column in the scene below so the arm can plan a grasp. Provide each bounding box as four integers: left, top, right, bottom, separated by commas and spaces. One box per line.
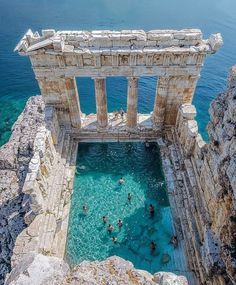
94, 77, 108, 128
153, 75, 198, 127
65, 77, 82, 129
37, 77, 82, 128
127, 77, 139, 128
153, 76, 169, 129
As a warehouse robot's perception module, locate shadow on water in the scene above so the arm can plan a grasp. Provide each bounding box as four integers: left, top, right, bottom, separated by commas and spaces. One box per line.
107, 201, 174, 273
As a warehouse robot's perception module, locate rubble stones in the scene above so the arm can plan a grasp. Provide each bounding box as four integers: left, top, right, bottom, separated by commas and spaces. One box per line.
6, 254, 188, 285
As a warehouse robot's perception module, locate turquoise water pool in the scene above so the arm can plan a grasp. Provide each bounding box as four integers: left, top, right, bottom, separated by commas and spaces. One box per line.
66, 142, 187, 274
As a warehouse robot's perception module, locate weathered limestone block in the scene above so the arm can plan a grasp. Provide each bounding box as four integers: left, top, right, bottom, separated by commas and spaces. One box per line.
44, 106, 60, 145
176, 65, 236, 284
38, 77, 81, 128
6, 254, 188, 285
42, 29, 56, 38
154, 272, 188, 285
209, 33, 223, 52
157, 75, 198, 126
5, 252, 69, 285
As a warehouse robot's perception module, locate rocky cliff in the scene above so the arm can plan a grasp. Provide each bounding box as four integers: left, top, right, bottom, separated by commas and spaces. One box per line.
0, 97, 45, 284
5, 253, 188, 285
174, 66, 236, 284
206, 66, 236, 282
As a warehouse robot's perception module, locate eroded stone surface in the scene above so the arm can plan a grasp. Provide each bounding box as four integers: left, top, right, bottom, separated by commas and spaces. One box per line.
6, 254, 188, 285
0, 97, 45, 285
170, 66, 236, 284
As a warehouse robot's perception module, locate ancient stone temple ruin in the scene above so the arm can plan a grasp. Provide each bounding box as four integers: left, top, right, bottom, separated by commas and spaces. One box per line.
15, 28, 222, 137
0, 28, 235, 285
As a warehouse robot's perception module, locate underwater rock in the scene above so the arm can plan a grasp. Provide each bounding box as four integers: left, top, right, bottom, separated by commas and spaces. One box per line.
161, 253, 171, 264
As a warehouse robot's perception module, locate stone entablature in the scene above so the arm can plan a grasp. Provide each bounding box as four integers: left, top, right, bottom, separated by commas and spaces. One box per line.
15, 28, 222, 132
15, 29, 222, 78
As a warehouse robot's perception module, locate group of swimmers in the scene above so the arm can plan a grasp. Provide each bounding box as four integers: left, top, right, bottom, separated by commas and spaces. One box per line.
103, 217, 123, 244
82, 176, 178, 252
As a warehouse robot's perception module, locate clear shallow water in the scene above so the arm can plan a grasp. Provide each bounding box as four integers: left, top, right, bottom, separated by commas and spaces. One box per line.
66, 142, 185, 273
1, 0, 236, 145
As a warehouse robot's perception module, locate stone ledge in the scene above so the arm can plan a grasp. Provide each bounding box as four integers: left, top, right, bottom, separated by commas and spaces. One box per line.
5, 253, 188, 285
15, 28, 223, 55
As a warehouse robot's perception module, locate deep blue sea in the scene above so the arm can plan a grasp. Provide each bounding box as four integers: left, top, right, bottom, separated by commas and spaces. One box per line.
1, 0, 236, 145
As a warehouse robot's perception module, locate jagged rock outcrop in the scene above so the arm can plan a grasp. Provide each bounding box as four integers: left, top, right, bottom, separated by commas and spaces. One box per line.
5, 253, 188, 285
174, 66, 236, 284
0, 97, 45, 285
205, 66, 236, 282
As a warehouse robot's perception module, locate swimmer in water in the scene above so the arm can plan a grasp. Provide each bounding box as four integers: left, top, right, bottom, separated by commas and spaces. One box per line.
82, 205, 88, 214
102, 216, 108, 224
107, 224, 114, 234
169, 235, 178, 248
149, 204, 155, 218
112, 236, 117, 244
117, 219, 123, 229
118, 177, 125, 185
150, 241, 156, 253
128, 193, 132, 203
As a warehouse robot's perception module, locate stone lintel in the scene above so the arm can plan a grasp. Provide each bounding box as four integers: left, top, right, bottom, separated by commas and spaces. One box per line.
33, 65, 202, 79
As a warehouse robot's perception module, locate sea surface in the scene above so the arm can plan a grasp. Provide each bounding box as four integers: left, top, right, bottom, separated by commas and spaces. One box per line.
0, 0, 236, 145
67, 142, 190, 275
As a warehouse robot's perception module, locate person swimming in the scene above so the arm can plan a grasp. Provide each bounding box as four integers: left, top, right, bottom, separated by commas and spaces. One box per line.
82, 205, 88, 214
117, 219, 123, 228
107, 224, 114, 233
112, 236, 117, 244
149, 204, 155, 218
102, 216, 108, 224
150, 241, 156, 252
169, 235, 178, 248
118, 177, 125, 185
128, 193, 132, 203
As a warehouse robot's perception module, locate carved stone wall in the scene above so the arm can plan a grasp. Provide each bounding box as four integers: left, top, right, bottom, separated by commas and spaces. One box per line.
0, 96, 76, 284
175, 66, 236, 284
